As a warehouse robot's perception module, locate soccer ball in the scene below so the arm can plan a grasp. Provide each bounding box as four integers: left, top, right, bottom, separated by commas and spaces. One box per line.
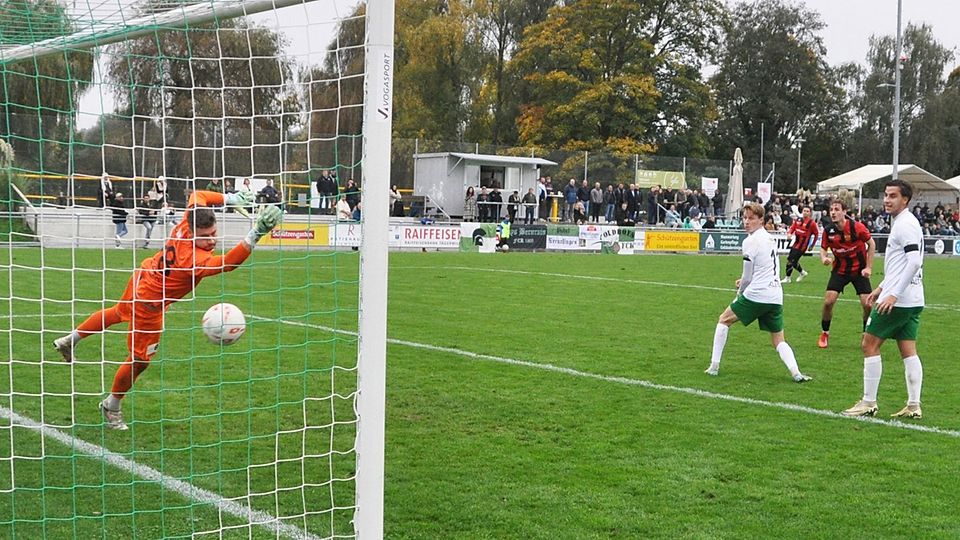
500, 244, 509, 252
202, 303, 246, 345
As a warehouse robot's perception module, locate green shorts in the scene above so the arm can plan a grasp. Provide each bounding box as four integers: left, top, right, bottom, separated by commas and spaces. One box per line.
865, 306, 923, 341
730, 296, 784, 333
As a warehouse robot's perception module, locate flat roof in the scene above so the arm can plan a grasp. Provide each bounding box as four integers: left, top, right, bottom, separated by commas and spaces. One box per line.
414, 152, 556, 167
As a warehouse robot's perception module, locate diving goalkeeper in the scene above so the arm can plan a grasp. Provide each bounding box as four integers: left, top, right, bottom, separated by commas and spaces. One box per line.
53, 189, 281, 430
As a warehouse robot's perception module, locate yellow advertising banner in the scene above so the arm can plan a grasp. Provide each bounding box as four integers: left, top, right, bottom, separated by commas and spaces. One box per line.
644, 231, 699, 252
259, 224, 330, 246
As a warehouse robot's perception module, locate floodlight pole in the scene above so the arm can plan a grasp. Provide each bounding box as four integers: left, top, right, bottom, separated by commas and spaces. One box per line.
892, 0, 903, 180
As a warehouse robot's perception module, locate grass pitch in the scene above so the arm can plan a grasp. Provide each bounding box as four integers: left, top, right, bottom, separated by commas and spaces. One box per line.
2, 248, 959, 538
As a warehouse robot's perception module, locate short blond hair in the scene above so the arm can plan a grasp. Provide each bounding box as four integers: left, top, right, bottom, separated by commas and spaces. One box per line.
743, 202, 765, 219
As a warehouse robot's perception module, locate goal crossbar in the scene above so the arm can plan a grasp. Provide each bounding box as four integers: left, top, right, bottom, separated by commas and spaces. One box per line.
0, 0, 321, 65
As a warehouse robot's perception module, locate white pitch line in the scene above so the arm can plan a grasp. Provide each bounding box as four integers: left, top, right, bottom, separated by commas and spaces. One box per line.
255, 315, 960, 439
0, 406, 323, 540
392, 265, 960, 312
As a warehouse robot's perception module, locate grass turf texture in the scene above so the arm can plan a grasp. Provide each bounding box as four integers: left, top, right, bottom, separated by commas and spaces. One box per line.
2, 249, 959, 537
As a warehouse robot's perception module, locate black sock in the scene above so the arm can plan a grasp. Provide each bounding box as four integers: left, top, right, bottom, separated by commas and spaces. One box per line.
821, 319, 831, 332
786, 267, 793, 277
795, 262, 803, 273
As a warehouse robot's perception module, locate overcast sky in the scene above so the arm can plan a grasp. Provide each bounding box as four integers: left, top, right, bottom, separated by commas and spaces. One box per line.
76, 0, 960, 129
782, 0, 960, 67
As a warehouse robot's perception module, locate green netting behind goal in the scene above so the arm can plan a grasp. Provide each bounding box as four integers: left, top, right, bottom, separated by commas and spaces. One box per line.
0, 0, 375, 537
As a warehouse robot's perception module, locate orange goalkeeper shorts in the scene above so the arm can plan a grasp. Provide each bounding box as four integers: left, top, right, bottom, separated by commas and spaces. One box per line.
115, 270, 165, 361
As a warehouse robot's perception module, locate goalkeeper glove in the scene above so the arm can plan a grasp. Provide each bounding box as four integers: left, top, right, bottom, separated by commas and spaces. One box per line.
245, 205, 282, 247
225, 190, 255, 218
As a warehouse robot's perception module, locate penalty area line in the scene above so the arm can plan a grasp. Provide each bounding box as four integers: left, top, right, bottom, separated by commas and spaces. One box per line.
0, 406, 323, 540
258, 315, 960, 439
392, 265, 960, 312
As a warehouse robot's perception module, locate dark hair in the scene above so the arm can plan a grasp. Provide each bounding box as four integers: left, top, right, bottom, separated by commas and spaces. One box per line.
830, 198, 848, 211
187, 207, 216, 231
885, 179, 914, 203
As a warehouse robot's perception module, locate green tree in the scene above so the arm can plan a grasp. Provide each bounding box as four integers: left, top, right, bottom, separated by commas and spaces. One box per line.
905, 68, 960, 179
846, 23, 955, 172
105, 1, 294, 179
0, 0, 94, 173
709, 0, 848, 190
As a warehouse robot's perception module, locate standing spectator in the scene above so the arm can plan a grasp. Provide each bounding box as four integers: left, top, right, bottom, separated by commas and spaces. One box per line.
488, 186, 503, 221
152, 176, 168, 208
315, 169, 338, 215
704, 202, 812, 383
698, 190, 710, 217
137, 195, 157, 249
521, 187, 537, 224
98, 173, 115, 208
589, 182, 603, 223
237, 178, 254, 214
536, 178, 549, 221
111, 193, 129, 248
712, 191, 724, 218
205, 178, 223, 193
626, 184, 640, 221
464, 186, 477, 222
603, 185, 616, 223
563, 179, 577, 222
390, 185, 404, 217
507, 190, 521, 222
577, 179, 591, 216
259, 179, 281, 204
343, 179, 361, 210
476, 187, 490, 222
646, 185, 660, 225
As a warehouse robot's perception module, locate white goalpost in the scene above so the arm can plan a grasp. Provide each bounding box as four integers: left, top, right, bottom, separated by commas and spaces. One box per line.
0, 0, 393, 537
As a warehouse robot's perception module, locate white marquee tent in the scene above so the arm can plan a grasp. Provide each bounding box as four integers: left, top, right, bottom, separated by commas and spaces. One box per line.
817, 164, 959, 208
947, 175, 960, 191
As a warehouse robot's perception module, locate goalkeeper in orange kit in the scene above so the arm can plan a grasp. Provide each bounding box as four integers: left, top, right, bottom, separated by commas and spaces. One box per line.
53, 189, 282, 430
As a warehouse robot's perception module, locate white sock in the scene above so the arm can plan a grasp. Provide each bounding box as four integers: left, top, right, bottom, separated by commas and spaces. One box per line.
68, 330, 82, 345
776, 342, 800, 376
103, 394, 122, 411
903, 355, 922, 406
863, 355, 882, 403
710, 324, 729, 366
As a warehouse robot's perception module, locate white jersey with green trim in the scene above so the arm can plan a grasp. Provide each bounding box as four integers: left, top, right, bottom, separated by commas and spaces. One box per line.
878, 210, 924, 308
741, 228, 783, 305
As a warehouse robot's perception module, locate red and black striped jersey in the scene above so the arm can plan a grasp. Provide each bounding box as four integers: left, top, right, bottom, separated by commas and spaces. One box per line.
787, 218, 819, 251
822, 218, 871, 276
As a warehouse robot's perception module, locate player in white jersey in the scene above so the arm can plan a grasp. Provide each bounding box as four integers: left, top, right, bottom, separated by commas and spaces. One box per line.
705, 202, 812, 382
843, 180, 925, 418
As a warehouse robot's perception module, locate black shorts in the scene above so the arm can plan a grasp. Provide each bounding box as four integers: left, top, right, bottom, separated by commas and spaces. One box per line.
786, 247, 805, 264
827, 272, 872, 295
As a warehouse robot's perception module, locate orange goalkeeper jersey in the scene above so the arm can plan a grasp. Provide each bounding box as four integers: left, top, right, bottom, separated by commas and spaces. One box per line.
126, 190, 251, 315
